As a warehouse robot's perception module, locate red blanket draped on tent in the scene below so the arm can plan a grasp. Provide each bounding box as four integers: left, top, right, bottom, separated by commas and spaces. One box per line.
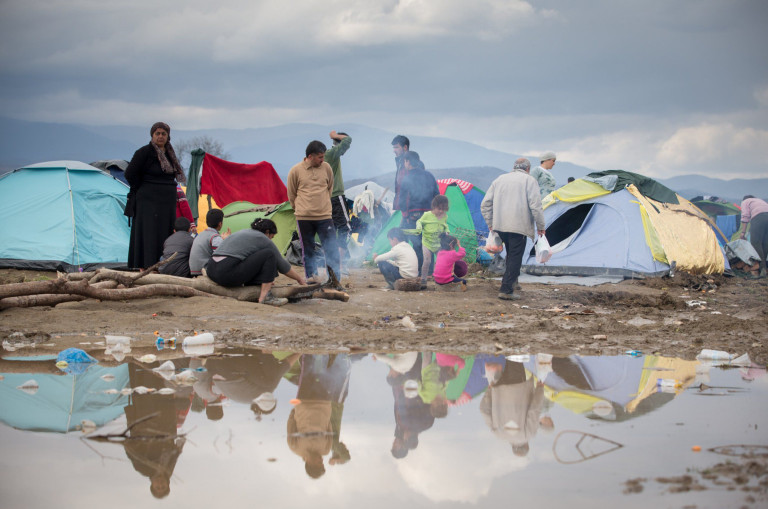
200, 153, 288, 207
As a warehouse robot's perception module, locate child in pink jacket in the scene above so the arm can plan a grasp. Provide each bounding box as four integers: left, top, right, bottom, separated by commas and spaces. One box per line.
433, 234, 468, 288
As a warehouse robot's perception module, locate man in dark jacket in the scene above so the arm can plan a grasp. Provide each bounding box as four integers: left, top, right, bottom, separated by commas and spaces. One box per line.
398, 151, 439, 275
158, 217, 194, 277
391, 135, 410, 213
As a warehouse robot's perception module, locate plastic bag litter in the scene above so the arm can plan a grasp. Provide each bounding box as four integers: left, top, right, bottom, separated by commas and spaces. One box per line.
535, 234, 552, 263
401, 316, 417, 330
175, 369, 199, 385
56, 348, 96, 374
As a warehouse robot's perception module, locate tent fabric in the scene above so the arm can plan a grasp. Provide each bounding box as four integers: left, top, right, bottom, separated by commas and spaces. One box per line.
0, 161, 130, 271
0, 364, 129, 433
437, 178, 474, 194
221, 201, 297, 255
522, 176, 727, 277
186, 148, 206, 221
200, 153, 287, 208
626, 186, 725, 274
585, 170, 679, 204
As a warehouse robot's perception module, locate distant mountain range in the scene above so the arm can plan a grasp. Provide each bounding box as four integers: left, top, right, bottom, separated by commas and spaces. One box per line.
1, 116, 765, 202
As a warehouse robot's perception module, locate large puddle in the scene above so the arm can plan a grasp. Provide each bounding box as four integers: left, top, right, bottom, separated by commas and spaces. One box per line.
1, 345, 766, 508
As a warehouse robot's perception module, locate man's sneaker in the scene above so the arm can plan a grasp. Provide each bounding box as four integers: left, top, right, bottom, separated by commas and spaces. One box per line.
498, 292, 520, 301
262, 294, 288, 307
306, 275, 323, 285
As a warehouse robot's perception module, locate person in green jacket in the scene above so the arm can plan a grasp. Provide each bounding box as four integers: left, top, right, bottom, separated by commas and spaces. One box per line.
324, 131, 352, 275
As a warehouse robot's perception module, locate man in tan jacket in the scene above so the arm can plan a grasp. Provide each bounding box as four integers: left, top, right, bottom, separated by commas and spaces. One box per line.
287, 140, 341, 285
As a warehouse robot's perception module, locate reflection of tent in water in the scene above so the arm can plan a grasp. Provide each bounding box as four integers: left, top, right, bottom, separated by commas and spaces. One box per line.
0, 363, 129, 433
528, 355, 699, 421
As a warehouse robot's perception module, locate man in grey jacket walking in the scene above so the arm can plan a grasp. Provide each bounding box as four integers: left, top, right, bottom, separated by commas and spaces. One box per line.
481, 158, 546, 300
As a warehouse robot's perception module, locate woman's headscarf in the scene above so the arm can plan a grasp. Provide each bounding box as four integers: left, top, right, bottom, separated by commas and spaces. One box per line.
150, 122, 186, 184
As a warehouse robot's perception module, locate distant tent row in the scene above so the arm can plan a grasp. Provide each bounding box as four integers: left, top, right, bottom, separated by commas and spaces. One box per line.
0, 154, 733, 279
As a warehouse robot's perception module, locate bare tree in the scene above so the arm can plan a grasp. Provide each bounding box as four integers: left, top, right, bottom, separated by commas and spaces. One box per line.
174, 135, 231, 170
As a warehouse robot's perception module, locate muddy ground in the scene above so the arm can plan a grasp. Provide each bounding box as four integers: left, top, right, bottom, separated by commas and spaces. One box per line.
1, 266, 766, 366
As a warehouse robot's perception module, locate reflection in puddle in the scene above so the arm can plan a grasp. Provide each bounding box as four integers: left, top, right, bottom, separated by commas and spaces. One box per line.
0, 347, 766, 508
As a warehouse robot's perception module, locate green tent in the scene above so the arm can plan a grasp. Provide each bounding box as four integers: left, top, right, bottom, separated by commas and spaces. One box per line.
221, 201, 297, 255
369, 184, 481, 263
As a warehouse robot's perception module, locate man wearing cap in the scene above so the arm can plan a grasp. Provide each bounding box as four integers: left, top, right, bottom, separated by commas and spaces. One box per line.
481, 158, 546, 300
530, 151, 557, 198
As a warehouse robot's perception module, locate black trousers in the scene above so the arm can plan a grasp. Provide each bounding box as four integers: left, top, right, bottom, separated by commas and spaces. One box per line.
497, 231, 527, 295
205, 250, 278, 286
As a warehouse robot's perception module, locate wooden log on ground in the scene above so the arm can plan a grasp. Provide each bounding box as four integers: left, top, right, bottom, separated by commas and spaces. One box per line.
311, 289, 350, 302
394, 278, 423, 292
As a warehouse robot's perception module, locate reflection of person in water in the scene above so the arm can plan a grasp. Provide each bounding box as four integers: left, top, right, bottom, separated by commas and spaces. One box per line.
203, 348, 300, 419
287, 354, 352, 478
381, 352, 436, 459
123, 360, 192, 499
189, 357, 225, 421
479, 361, 546, 457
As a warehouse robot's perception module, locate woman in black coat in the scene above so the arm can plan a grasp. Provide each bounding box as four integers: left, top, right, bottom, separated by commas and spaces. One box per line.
125, 122, 187, 269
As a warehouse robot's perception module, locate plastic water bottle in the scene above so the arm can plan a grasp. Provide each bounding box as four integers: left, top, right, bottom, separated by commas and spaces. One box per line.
625, 350, 643, 357
182, 332, 214, 346
696, 349, 733, 361
155, 336, 177, 350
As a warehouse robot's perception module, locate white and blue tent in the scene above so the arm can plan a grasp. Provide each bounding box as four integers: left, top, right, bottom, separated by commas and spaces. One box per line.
521, 171, 727, 277
0, 161, 130, 271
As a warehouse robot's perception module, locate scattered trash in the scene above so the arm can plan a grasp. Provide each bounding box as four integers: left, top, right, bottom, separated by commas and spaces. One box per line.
656, 378, 682, 392
157, 387, 176, 395
183, 343, 215, 356
100, 374, 115, 382
104, 335, 130, 345
155, 336, 177, 350
120, 388, 132, 395
182, 332, 214, 346
692, 445, 702, 452
696, 349, 750, 367
103, 389, 119, 395
592, 334, 607, 340
153, 360, 177, 376
133, 386, 150, 394
175, 369, 198, 385
290, 398, 302, 405
625, 350, 643, 357
16, 379, 39, 395
382, 316, 391, 323
686, 300, 707, 307
506, 354, 531, 363
401, 316, 416, 330
438, 322, 446, 329
136, 354, 157, 363
56, 348, 96, 374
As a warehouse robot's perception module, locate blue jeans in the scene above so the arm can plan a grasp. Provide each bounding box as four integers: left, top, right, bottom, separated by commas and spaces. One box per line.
297, 219, 340, 279
377, 260, 403, 287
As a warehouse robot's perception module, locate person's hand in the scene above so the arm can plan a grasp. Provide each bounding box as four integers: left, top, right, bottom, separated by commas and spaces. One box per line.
329, 130, 338, 140
222, 228, 231, 239
538, 229, 546, 237
296, 275, 307, 286
372, 253, 378, 262
740, 232, 746, 239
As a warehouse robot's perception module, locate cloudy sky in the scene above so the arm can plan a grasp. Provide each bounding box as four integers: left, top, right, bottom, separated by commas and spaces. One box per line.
1, 0, 767, 178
